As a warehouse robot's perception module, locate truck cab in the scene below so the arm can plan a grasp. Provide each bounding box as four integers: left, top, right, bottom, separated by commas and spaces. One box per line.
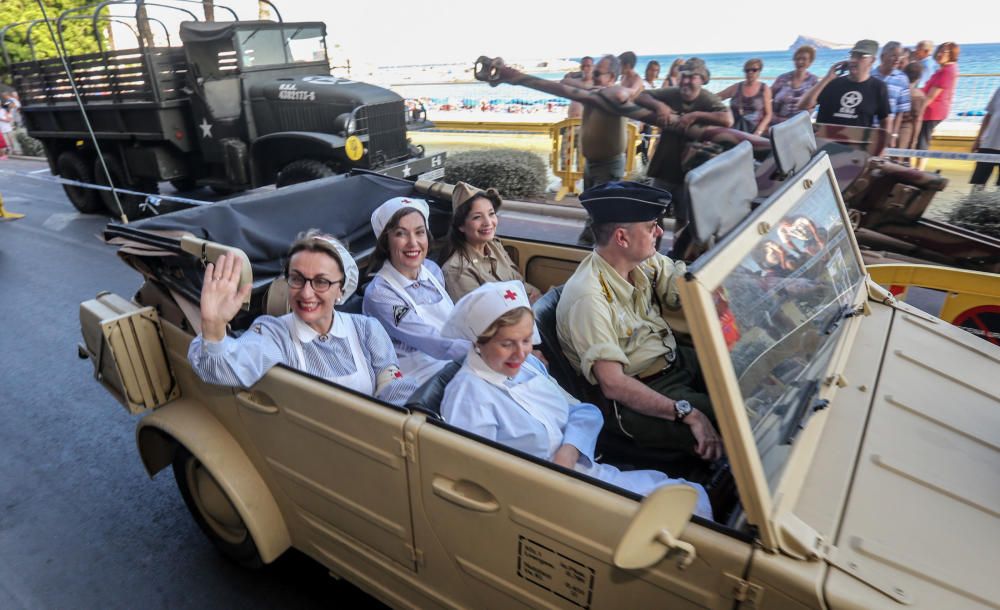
179, 20, 426, 190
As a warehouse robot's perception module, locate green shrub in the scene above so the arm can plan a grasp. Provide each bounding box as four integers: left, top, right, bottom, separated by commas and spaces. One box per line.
15, 130, 45, 157
444, 149, 547, 198
946, 189, 1000, 239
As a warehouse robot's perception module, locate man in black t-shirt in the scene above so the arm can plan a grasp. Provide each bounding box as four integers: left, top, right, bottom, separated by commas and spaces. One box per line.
798, 39, 889, 128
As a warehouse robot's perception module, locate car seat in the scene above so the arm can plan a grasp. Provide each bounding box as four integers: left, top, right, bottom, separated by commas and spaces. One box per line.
405, 361, 462, 420
531, 286, 590, 399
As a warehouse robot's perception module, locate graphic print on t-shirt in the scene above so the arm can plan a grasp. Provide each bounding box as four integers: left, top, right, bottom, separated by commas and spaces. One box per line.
835, 91, 863, 120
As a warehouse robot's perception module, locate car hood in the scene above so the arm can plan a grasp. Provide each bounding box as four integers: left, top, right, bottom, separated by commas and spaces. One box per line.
826, 305, 1000, 608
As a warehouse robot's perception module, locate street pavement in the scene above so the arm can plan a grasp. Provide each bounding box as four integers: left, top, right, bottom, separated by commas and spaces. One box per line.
0, 159, 384, 609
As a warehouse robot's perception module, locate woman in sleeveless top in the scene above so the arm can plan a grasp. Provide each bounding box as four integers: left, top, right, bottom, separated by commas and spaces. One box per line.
771, 46, 819, 124
718, 58, 772, 136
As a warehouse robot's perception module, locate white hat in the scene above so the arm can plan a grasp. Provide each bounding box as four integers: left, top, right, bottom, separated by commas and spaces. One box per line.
310, 235, 359, 302
443, 280, 541, 344
370, 196, 430, 238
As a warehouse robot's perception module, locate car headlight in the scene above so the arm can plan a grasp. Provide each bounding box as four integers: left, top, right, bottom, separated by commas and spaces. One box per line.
333, 112, 356, 136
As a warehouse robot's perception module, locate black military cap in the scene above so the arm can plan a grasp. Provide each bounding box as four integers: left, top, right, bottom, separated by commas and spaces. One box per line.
579, 181, 672, 223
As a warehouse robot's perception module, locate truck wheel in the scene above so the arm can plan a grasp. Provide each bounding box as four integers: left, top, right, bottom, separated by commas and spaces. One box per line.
276, 159, 334, 188
172, 445, 264, 569
56, 151, 102, 213
93, 154, 159, 219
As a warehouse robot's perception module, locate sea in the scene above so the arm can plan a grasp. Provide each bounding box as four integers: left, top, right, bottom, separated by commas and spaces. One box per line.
390, 43, 1000, 120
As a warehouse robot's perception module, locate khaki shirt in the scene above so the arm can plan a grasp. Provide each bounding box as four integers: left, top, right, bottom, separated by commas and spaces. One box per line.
557, 251, 685, 384
440, 239, 538, 302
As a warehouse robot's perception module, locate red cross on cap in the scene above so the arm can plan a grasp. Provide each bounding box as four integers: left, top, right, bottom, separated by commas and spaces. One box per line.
401, 198, 411, 204
393, 370, 403, 378
503, 289, 518, 301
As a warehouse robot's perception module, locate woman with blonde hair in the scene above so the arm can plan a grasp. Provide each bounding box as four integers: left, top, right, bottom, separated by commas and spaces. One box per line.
771, 46, 819, 124
718, 58, 773, 136
661, 58, 685, 88
440, 281, 714, 518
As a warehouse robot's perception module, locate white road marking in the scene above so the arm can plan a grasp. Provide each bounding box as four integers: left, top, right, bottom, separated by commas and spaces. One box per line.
42, 212, 83, 231
29, 168, 51, 175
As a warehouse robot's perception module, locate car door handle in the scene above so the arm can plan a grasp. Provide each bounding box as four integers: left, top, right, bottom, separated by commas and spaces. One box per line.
432, 476, 500, 513
235, 390, 279, 414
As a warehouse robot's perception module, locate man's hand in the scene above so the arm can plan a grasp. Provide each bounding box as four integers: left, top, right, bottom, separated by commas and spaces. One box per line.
200, 253, 252, 342
685, 409, 724, 461
655, 105, 675, 129
552, 444, 581, 469
675, 112, 700, 130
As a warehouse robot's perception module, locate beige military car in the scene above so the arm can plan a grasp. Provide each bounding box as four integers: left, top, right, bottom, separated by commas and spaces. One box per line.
80, 141, 999, 609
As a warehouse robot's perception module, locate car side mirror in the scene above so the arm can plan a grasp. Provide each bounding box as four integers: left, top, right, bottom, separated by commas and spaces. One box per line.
180, 235, 253, 311
613, 484, 698, 570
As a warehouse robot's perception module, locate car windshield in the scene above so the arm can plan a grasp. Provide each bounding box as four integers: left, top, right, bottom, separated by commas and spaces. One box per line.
237, 26, 325, 68
708, 170, 866, 489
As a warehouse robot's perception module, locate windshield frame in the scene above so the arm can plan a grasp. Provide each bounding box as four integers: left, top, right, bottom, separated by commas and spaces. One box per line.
678, 152, 869, 550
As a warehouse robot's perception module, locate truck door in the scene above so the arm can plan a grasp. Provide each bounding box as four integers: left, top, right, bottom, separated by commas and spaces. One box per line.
183, 38, 247, 165
235, 365, 417, 571
409, 418, 752, 609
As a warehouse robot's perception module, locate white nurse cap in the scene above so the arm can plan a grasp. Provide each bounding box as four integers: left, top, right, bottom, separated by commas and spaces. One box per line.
370, 196, 430, 237
443, 280, 540, 344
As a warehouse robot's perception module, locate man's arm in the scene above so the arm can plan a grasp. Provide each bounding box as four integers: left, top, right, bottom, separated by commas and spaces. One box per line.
676, 108, 734, 130
591, 360, 723, 460
798, 62, 842, 111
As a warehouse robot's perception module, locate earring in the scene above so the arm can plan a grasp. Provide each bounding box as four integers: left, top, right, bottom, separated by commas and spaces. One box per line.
474, 346, 481, 354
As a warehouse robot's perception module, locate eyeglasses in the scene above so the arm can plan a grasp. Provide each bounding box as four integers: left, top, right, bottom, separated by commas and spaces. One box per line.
288, 272, 343, 292
592, 69, 606, 78
744, 67, 760, 73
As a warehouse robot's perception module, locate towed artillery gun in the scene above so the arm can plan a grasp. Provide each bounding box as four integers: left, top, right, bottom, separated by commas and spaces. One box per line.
1, 0, 443, 219
473, 56, 1000, 274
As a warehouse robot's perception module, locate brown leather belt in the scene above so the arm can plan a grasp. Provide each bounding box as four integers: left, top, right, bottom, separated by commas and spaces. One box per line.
637, 353, 674, 382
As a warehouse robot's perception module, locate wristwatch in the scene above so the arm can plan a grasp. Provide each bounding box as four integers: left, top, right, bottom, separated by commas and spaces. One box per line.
674, 399, 693, 422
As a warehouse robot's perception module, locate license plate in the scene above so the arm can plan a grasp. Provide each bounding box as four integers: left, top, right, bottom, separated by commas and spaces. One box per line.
418, 167, 445, 181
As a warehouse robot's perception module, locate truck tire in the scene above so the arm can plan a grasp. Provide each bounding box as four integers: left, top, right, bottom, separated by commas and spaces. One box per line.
93, 154, 158, 219
275, 159, 334, 188
56, 151, 103, 214
172, 445, 264, 569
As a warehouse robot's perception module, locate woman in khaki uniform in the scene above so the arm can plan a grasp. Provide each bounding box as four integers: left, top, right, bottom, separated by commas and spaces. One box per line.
439, 182, 542, 303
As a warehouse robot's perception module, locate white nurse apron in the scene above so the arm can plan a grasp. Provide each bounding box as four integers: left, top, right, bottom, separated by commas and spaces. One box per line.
377, 263, 454, 387
283, 313, 374, 395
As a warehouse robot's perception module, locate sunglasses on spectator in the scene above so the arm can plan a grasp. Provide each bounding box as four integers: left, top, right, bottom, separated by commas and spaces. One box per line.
592, 70, 607, 78
744, 67, 760, 73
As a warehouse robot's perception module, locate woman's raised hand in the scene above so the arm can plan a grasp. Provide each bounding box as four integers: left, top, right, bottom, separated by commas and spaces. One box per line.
200, 253, 252, 342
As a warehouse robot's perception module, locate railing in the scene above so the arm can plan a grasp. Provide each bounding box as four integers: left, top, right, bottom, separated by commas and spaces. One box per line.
868, 263, 1000, 345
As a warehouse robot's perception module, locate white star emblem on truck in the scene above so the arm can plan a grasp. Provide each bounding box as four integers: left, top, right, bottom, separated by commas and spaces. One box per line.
199, 118, 213, 138
402, 164, 411, 178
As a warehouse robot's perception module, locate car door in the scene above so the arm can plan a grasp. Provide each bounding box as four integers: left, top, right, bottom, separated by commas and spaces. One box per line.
407, 417, 752, 609
236, 365, 416, 571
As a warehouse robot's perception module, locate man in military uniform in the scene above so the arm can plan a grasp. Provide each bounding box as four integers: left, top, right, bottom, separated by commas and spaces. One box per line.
556, 182, 723, 461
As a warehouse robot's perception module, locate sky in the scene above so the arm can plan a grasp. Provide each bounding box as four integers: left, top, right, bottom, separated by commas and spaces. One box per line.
104, 0, 999, 66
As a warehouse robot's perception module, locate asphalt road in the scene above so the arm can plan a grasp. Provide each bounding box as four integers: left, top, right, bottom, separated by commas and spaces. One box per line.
0, 159, 384, 609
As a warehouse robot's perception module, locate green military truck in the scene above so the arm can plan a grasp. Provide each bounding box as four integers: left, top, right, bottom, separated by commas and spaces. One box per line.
2, 4, 443, 217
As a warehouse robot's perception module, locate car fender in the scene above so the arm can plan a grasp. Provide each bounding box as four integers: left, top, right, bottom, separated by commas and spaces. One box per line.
135, 399, 291, 563
250, 131, 356, 185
